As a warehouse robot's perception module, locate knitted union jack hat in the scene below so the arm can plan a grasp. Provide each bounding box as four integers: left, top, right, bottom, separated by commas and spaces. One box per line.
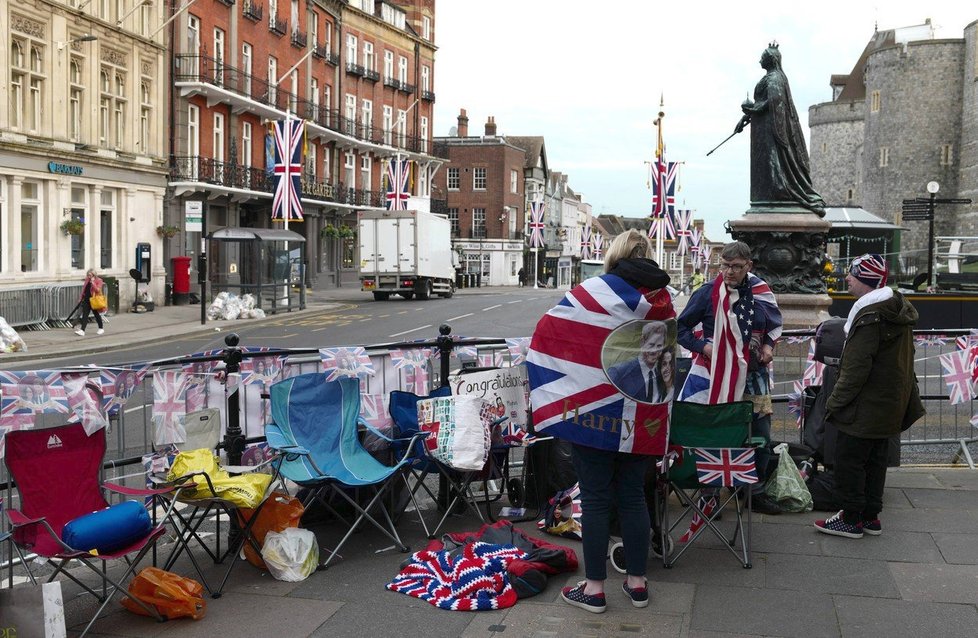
849, 253, 888, 289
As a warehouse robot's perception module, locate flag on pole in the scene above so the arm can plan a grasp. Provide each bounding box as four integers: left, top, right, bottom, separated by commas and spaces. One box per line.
940, 350, 974, 405
386, 157, 410, 210
580, 225, 592, 259
592, 233, 604, 260
690, 228, 702, 268
528, 200, 545, 248
651, 161, 678, 219
271, 118, 305, 222
675, 209, 693, 255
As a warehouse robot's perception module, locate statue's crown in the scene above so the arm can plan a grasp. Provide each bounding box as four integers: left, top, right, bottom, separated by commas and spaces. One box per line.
768, 40, 779, 49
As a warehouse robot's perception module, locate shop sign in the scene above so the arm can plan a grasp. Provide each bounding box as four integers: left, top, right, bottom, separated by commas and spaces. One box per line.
47, 161, 83, 176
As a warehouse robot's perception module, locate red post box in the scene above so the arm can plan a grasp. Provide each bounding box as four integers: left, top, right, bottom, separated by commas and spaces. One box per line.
171, 255, 192, 305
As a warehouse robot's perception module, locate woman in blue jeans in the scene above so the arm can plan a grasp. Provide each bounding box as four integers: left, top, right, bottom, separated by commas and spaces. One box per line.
555, 230, 673, 613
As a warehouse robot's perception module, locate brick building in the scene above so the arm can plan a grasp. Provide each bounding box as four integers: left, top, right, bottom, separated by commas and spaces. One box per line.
166, 0, 438, 291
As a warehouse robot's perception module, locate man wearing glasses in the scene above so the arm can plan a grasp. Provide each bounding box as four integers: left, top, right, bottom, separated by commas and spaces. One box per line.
676, 241, 784, 518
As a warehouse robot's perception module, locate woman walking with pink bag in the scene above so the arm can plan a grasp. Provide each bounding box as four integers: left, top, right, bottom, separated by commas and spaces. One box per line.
75, 269, 105, 337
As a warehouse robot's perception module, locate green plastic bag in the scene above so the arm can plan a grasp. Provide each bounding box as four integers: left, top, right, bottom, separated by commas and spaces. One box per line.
764, 443, 813, 512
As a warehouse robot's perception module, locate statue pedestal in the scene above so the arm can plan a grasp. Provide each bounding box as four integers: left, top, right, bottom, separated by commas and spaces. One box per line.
728, 212, 832, 329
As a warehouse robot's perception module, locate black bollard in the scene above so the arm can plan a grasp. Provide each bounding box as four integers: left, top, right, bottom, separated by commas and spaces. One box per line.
222, 333, 245, 467
436, 324, 453, 388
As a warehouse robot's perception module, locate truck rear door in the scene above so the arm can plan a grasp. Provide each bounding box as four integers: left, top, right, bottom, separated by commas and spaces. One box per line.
375, 218, 400, 274
397, 215, 417, 273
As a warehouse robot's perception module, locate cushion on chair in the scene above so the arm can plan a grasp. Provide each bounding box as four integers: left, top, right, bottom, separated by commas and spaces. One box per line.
62, 500, 152, 554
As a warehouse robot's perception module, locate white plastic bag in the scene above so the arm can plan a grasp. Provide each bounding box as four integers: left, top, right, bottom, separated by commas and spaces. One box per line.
0, 316, 27, 353
260, 527, 319, 581
417, 395, 492, 470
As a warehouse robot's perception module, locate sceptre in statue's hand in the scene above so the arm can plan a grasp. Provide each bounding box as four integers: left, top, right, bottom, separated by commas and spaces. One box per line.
707, 108, 751, 156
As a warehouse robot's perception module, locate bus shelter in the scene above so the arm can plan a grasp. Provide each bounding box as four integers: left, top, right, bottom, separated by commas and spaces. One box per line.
207, 227, 306, 314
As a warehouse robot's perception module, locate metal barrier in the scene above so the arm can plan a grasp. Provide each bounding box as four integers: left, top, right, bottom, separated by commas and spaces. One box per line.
45, 283, 85, 328
0, 285, 49, 329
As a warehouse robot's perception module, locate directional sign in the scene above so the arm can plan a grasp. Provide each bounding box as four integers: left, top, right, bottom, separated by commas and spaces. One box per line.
903, 199, 923, 205
902, 215, 933, 221
915, 197, 973, 205
901, 206, 931, 212
941, 198, 973, 205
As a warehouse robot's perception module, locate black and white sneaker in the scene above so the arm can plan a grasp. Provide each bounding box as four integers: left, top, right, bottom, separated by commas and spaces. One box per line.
814, 511, 864, 538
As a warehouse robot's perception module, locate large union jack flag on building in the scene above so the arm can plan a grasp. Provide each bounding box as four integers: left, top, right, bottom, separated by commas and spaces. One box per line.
651, 159, 678, 219
272, 118, 305, 222
693, 447, 759, 486
580, 224, 592, 259
527, 274, 675, 454
386, 157, 410, 210
528, 200, 545, 248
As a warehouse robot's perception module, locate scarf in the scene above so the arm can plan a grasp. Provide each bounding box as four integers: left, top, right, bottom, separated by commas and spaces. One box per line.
844, 286, 893, 334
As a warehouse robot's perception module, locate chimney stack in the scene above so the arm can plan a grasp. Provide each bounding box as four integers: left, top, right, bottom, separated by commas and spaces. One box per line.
457, 109, 469, 137
485, 116, 497, 136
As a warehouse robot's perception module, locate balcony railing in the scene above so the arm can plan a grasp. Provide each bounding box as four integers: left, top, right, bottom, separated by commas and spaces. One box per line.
363, 68, 380, 82
346, 63, 364, 76
242, 0, 262, 20
174, 54, 433, 155
269, 16, 287, 35
431, 198, 448, 215
290, 30, 307, 48
383, 76, 400, 90
471, 228, 487, 239
169, 155, 385, 207
217, 0, 235, 6
312, 43, 329, 59
421, 90, 435, 101
400, 82, 416, 94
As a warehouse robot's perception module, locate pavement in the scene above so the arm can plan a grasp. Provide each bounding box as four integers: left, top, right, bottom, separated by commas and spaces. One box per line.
40, 466, 978, 637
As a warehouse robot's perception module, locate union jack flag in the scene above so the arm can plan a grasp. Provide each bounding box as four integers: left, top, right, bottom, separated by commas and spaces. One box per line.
528, 200, 545, 248
319, 346, 375, 381
240, 355, 284, 386
152, 370, 190, 446
386, 157, 410, 210
527, 273, 675, 454
580, 225, 592, 259
62, 372, 109, 435
651, 159, 678, 219
0, 370, 70, 418
389, 348, 429, 370
647, 209, 676, 241
915, 334, 949, 347
689, 228, 702, 267
505, 337, 531, 366
100, 365, 152, 416
271, 118, 305, 222
675, 209, 693, 256
693, 447, 759, 486
359, 392, 394, 447
788, 380, 805, 427
940, 350, 974, 405
591, 233, 604, 260
803, 339, 824, 387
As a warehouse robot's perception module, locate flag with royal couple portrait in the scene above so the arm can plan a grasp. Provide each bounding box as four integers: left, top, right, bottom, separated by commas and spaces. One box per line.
527, 274, 676, 454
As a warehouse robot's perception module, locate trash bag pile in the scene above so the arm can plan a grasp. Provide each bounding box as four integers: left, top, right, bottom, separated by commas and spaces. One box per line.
0, 317, 27, 353
206, 292, 267, 321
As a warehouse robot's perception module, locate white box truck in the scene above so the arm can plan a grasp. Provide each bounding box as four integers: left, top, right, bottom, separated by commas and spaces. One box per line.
358, 209, 457, 301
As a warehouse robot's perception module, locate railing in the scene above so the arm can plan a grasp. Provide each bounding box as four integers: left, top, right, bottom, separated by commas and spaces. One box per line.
312, 43, 330, 60
383, 76, 400, 90
268, 16, 287, 35
290, 30, 307, 48
363, 68, 380, 82
173, 54, 433, 154
242, 0, 262, 21
421, 90, 435, 101
400, 82, 416, 94
346, 63, 364, 76
217, 0, 235, 5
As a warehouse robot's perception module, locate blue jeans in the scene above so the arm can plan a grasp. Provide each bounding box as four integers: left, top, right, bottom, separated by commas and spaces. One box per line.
570, 444, 650, 581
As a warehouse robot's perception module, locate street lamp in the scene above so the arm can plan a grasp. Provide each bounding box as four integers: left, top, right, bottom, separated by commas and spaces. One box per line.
926, 181, 939, 289
57, 34, 97, 51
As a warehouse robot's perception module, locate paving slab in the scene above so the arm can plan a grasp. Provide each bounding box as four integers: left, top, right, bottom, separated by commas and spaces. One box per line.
764, 553, 901, 597
934, 469, 978, 490
901, 487, 978, 509
647, 548, 767, 588
833, 595, 978, 637
931, 532, 978, 565
460, 599, 686, 638
817, 529, 944, 563
883, 471, 946, 489
876, 507, 978, 534
691, 584, 839, 638
889, 562, 978, 604
748, 521, 823, 556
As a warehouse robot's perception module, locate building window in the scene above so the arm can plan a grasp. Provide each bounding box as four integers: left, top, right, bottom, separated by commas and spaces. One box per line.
473, 167, 487, 190
398, 55, 408, 83
70, 187, 87, 270
139, 82, 152, 153
879, 146, 889, 167
420, 116, 428, 153
69, 59, 84, 142
361, 155, 371, 191
310, 77, 320, 118
10, 40, 45, 133
242, 43, 253, 96
307, 143, 317, 175
447, 167, 459, 190
344, 151, 355, 189
21, 181, 40, 272
382, 105, 392, 145
242, 122, 253, 168
213, 112, 225, 161
473, 208, 486, 238
847, 188, 854, 200
384, 50, 394, 79
448, 208, 459, 235
323, 149, 331, 183
345, 94, 356, 135
267, 56, 278, 104
100, 190, 114, 269
213, 28, 225, 85
421, 65, 430, 93
940, 144, 953, 166
396, 109, 407, 146
187, 104, 200, 176
870, 90, 880, 113
422, 16, 431, 40
347, 34, 357, 65
361, 99, 373, 135
511, 169, 518, 194
363, 41, 374, 71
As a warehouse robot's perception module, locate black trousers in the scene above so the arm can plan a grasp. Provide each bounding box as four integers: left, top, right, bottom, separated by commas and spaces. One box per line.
833, 429, 889, 523
79, 300, 103, 331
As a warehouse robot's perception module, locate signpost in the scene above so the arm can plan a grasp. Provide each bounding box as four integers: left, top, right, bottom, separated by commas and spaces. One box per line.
901, 182, 973, 288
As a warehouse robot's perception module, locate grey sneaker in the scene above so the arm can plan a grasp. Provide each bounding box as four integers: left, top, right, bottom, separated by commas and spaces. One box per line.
74, 329, 85, 337
96, 328, 104, 335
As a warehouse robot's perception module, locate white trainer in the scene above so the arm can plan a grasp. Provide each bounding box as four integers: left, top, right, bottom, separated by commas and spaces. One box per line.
96, 328, 104, 335
74, 329, 85, 337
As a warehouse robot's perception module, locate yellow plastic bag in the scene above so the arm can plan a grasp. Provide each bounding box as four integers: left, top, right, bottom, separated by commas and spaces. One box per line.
167, 448, 272, 508
90, 292, 108, 312
121, 567, 206, 620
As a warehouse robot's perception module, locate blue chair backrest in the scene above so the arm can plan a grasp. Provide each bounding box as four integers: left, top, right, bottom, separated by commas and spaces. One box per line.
388, 385, 453, 459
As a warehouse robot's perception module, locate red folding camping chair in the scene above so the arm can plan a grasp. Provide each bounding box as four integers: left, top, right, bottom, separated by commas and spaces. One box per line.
4, 424, 180, 637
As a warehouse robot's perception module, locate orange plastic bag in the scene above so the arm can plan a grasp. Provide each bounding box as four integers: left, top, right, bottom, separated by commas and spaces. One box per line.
237, 491, 304, 569
121, 567, 206, 620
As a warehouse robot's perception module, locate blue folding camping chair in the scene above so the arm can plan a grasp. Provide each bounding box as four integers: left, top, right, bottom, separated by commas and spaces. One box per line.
265, 373, 427, 568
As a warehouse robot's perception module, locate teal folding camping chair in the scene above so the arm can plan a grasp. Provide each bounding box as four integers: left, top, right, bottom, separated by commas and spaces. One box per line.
659, 400, 758, 569
265, 373, 428, 568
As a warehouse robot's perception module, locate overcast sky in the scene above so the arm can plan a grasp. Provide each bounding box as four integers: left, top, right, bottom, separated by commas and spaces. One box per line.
431, 2, 977, 241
